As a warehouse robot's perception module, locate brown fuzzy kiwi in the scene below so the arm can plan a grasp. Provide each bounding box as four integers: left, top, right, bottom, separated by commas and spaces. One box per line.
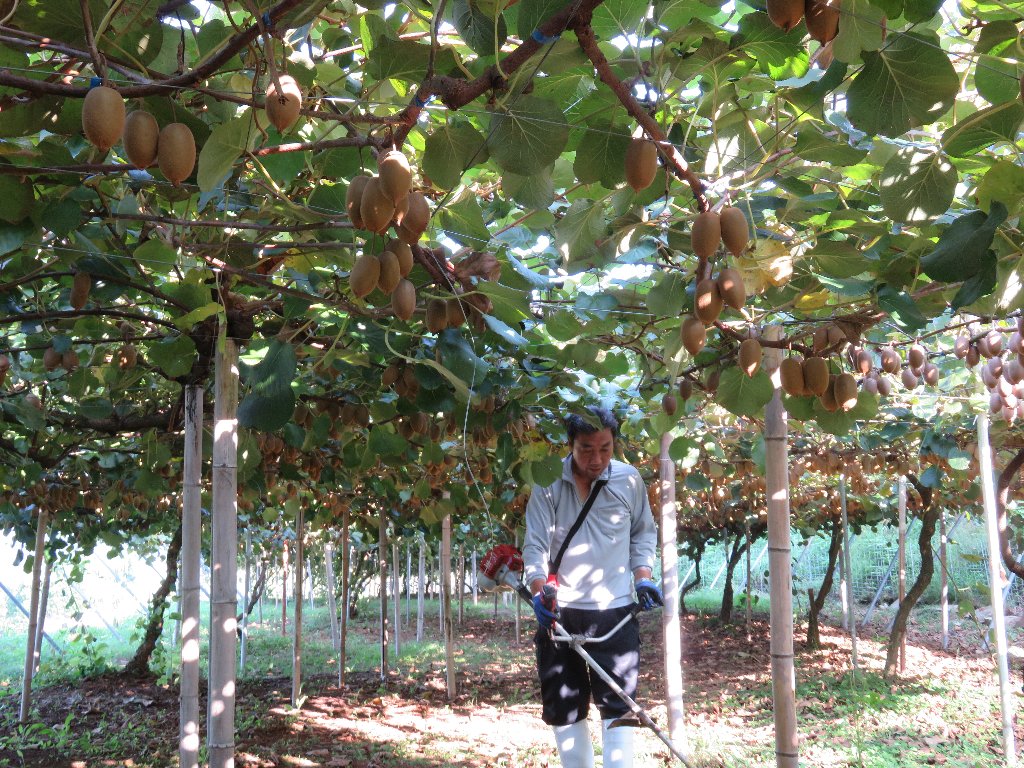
378, 149, 413, 204
71, 272, 92, 310
662, 393, 678, 416
82, 85, 126, 152
447, 297, 467, 327
855, 349, 873, 375
694, 278, 723, 325
691, 211, 722, 259
879, 346, 901, 374
117, 344, 138, 369
360, 177, 396, 235
680, 315, 707, 356
923, 363, 940, 386
901, 367, 918, 389
265, 74, 302, 133
43, 346, 61, 371
716, 268, 746, 310
377, 250, 402, 294
678, 378, 693, 400
719, 206, 749, 257
402, 191, 430, 239
877, 375, 892, 397
812, 325, 830, 354
802, 356, 830, 397
25, 393, 42, 410
966, 344, 980, 367
779, 356, 805, 396
347, 175, 370, 229
425, 298, 449, 333
826, 324, 846, 348
738, 338, 762, 377
0, 354, 8, 388
62, 349, 79, 371
986, 329, 1003, 356
908, 343, 926, 371
767, 0, 804, 30
834, 372, 858, 411
158, 123, 196, 186
393, 193, 409, 227
349, 253, 382, 298
382, 363, 401, 387
819, 375, 840, 412
123, 110, 159, 168
387, 239, 414, 276
705, 367, 721, 393
625, 138, 658, 192
805, 0, 840, 43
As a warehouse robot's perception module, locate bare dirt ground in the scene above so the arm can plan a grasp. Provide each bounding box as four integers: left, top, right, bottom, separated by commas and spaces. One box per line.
1, 609, 1019, 768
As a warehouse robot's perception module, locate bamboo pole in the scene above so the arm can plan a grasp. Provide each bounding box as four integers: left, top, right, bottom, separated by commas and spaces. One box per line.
292, 502, 305, 707
765, 387, 798, 768
179, 384, 203, 768
340, 509, 350, 688
897, 475, 907, 674
240, 528, 252, 675
406, 546, 412, 624
392, 541, 401, 660
471, 550, 478, 605
379, 515, 390, 682
979, 411, 1018, 767
745, 515, 752, 640
19, 508, 48, 723
840, 475, 859, 671
458, 543, 465, 626
308, 560, 315, 611
513, 533, 521, 643
659, 430, 687, 753
326, 541, 340, 655
441, 507, 456, 699
416, 537, 425, 642
940, 510, 949, 651
33, 555, 52, 676
208, 337, 239, 768
281, 540, 289, 636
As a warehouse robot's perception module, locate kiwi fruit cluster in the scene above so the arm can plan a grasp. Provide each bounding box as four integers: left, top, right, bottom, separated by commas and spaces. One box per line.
691, 206, 750, 260
0, 354, 9, 388
956, 319, 1024, 423
43, 344, 79, 372
767, 0, 841, 43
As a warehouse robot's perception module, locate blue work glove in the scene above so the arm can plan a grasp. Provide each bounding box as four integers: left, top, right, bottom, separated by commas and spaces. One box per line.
635, 578, 664, 611
532, 592, 558, 630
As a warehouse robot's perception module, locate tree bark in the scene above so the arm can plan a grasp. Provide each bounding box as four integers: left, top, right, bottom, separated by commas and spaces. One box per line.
996, 447, 1024, 578
680, 554, 703, 615
237, 559, 269, 625
719, 532, 748, 623
884, 475, 939, 677
124, 525, 183, 677
806, 519, 842, 650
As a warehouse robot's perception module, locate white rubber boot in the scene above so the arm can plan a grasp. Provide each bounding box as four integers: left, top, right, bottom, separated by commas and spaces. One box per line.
553, 720, 595, 768
601, 718, 634, 768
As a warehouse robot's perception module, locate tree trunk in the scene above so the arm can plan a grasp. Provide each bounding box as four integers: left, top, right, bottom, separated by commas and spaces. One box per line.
719, 532, 748, 623
996, 447, 1024, 579
33, 556, 52, 675
19, 509, 48, 723
884, 475, 938, 677
680, 554, 702, 615
237, 559, 269, 625
124, 525, 183, 677
806, 519, 842, 650
340, 508, 350, 687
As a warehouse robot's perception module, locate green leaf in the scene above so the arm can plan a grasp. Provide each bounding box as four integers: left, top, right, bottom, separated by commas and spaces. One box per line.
813, 392, 878, 436
0, 221, 34, 256
591, 0, 647, 39
847, 33, 959, 137
531, 454, 564, 486
503, 169, 555, 209
368, 427, 410, 457
134, 239, 178, 271
735, 12, 808, 81
450, 0, 507, 55
423, 121, 487, 190
669, 436, 701, 465
546, 310, 583, 341
921, 202, 1008, 282
173, 302, 222, 331
366, 37, 450, 83
716, 368, 774, 418
482, 314, 528, 346
877, 285, 927, 331
942, 101, 1024, 157
647, 271, 688, 317
952, 255, 998, 311
0, 176, 33, 223
238, 389, 296, 432
517, 0, 568, 38
902, 0, 943, 22
977, 160, 1024, 216
487, 97, 569, 176
437, 329, 492, 386
975, 55, 1022, 105
435, 192, 490, 248
831, 0, 885, 64
792, 130, 867, 166
197, 112, 258, 192
145, 335, 197, 378
40, 199, 80, 237
878, 147, 956, 225
555, 199, 605, 265
573, 121, 630, 188
241, 340, 297, 397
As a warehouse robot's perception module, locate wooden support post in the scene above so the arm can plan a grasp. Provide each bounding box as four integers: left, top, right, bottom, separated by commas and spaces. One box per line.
281, 541, 289, 637
765, 388, 798, 768
240, 528, 252, 675
441, 505, 456, 699
406, 546, 412, 625
326, 541, 340, 656
471, 550, 478, 605
392, 541, 401, 660
33, 555, 52, 676
979, 412, 1018, 767
179, 384, 203, 768
19, 509, 48, 723
659, 430, 687, 754
292, 502, 305, 707
458, 543, 465, 626
897, 475, 907, 674
379, 515, 390, 682
840, 475, 859, 671
208, 338, 239, 768
940, 510, 949, 651
745, 515, 753, 641
416, 537, 425, 643
340, 509, 350, 688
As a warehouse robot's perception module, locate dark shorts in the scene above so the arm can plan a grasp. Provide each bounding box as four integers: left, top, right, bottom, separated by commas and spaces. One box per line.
534, 604, 640, 726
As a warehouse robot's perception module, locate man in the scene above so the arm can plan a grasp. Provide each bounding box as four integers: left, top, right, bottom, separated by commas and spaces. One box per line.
522, 406, 662, 768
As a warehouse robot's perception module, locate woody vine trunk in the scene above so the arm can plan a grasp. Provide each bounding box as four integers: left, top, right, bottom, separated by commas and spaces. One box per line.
124, 524, 183, 677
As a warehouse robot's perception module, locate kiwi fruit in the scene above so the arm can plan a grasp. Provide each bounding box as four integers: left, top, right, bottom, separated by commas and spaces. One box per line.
662, 393, 678, 416
62, 349, 79, 371
360, 177, 396, 235
719, 207, 749, 257
123, 110, 159, 168
691, 211, 722, 259
805, 0, 840, 43
82, 85, 125, 152
834, 372, 858, 411
901, 368, 919, 389
862, 375, 878, 395
717, 268, 746, 310
877, 375, 892, 397
0, 354, 9, 388
966, 344, 980, 367
70, 272, 92, 310
117, 344, 138, 369
349, 253, 382, 298
377, 250, 402, 294
680, 315, 707, 355
625, 138, 658, 192
854, 349, 872, 376
705, 367, 721, 393
819, 376, 839, 412
880, 346, 901, 374
923, 363, 940, 386
694, 278, 723, 325
393, 193, 409, 226
986, 329, 1004, 356
158, 123, 196, 186
382, 363, 401, 387
678, 378, 693, 400
379, 149, 413, 204
402, 191, 430, 240
908, 343, 926, 371
25, 393, 42, 410
265, 74, 302, 133
387, 239, 414, 276
447, 297, 467, 327
347, 175, 370, 229
802, 356, 830, 397
767, 0, 804, 30
425, 298, 449, 333
779, 356, 805, 397
738, 338, 762, 377
43, 346, 62, 371
812, 326, 830, 354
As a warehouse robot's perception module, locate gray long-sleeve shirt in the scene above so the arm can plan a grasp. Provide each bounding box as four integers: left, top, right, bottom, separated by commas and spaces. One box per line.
522, 456, 657, 610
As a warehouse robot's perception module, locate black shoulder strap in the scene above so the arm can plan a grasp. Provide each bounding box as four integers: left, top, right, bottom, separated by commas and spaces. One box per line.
548, 478, 607, 577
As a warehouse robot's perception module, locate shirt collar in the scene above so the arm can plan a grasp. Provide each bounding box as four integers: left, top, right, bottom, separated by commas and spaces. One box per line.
561, 454, 613, 483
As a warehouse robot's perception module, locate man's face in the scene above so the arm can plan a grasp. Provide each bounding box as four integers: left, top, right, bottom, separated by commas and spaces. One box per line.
570, 428, 615, 481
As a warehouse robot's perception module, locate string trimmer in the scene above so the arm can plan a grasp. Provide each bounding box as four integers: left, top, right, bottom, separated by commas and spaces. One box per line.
478, 545, 695, 768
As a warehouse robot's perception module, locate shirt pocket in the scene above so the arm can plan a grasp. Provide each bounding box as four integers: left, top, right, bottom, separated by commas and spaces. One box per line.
588, 494, 631, 542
